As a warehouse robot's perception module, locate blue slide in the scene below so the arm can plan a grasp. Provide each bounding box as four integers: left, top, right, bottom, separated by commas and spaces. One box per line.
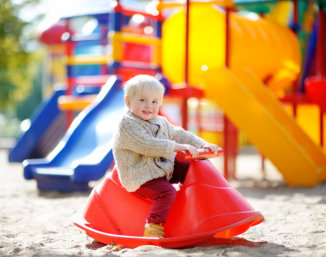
23, 76, 125, 192
9, 89, 66, 163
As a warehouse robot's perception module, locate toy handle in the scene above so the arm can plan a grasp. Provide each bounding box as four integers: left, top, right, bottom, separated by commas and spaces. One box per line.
176, 148, 223, 162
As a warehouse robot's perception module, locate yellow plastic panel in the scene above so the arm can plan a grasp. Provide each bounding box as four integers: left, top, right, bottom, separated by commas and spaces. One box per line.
266, 1, 293, 26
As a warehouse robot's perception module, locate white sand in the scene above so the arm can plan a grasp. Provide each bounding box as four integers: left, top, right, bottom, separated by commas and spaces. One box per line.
1, 148, 326, 257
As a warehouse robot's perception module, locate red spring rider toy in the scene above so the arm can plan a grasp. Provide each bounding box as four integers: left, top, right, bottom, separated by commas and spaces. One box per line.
73, 149, 264, 248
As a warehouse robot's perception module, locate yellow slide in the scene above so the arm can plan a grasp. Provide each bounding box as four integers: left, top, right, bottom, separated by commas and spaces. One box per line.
201, 67, 326, 186
162, 5, 301, 93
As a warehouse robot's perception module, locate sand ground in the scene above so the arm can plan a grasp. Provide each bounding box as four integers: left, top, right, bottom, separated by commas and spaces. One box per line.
1, 147, 326, 257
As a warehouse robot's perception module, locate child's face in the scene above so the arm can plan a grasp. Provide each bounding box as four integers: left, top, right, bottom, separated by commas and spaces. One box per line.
126, 89, 162, 121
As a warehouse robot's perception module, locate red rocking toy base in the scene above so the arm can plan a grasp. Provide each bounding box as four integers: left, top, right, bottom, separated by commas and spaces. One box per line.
73, 150, 264, 248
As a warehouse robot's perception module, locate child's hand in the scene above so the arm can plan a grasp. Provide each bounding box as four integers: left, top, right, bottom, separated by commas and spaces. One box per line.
185, 144, 199, 158
175, 143, 199, 158
202, 143, 221, 154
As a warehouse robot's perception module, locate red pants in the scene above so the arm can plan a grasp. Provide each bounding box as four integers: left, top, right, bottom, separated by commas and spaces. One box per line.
134, 160, 190, 224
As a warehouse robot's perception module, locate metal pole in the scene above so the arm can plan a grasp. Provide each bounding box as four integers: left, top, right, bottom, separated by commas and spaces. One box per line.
181, 0, 191, 130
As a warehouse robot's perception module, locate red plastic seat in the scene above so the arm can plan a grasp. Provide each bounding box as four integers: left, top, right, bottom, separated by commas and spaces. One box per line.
73, 156, 263, 248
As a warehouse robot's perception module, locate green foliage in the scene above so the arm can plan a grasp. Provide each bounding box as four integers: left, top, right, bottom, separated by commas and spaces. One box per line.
0, 113, 19, 138
15, 61, 43, 121
0, 0, 42, 111
236, 3, 273, 14
318, 0, 326, 9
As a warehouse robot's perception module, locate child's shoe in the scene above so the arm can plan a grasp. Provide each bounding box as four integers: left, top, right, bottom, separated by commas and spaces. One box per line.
143, 223, 166, 238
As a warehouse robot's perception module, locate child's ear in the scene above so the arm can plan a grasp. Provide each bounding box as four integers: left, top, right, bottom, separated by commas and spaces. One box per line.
124, 97, 130, 108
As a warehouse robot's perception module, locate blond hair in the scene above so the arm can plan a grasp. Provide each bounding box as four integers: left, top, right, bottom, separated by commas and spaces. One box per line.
124, 75, 165, 100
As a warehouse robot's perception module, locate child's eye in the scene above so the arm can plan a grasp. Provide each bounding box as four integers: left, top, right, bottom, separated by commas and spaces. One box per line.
139, 99, 145, 102
152, 100, 157, 104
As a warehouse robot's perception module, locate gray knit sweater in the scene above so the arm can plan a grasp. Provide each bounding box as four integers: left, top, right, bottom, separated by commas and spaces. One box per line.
112, 111, 207, 192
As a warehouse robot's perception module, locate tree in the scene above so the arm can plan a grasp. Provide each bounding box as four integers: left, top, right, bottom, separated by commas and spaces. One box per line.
0, 0, 42, 111
318, 0, 326, 9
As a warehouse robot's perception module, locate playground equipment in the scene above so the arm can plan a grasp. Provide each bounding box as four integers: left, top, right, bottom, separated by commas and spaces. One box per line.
305, 1, 326, 146
201, 67, 326, 186
20, 1, 168, 191
73, 149, 264, 248
306, 77, 326, 113
10, 0, 326, 192
162, 0, 326, 185
38, 19, 67, 95
8, 89, 66, 162
23, 76, 125, 192
162, 3, 301, 92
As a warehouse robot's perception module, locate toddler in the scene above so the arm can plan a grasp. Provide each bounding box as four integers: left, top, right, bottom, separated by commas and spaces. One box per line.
112, 74, 220, 238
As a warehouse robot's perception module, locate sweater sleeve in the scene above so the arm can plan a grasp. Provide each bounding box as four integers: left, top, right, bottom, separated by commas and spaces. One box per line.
166, 119, 207, 148
118, 120, 176, 159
